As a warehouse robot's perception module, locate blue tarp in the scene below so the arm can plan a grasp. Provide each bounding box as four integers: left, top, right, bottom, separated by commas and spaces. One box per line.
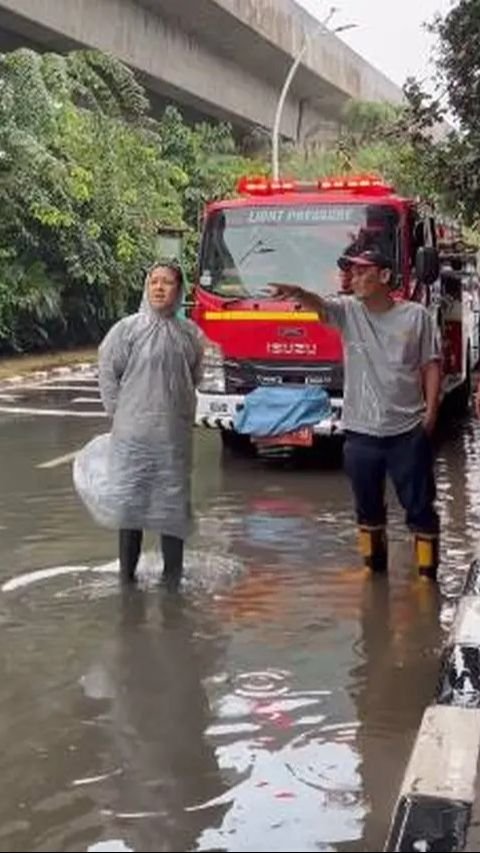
233, 386, 331, 437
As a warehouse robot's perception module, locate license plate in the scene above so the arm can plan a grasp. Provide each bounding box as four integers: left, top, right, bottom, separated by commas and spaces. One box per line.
253, 427, 314, 448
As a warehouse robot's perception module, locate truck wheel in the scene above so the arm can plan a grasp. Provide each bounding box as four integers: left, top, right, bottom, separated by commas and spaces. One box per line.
221, 429, 255, 455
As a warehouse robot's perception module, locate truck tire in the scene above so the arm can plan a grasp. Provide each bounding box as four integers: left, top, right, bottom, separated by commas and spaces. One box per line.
220, 429, 255, 455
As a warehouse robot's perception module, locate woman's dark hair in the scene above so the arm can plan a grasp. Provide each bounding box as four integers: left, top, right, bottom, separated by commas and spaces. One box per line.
147, 259, 184, 288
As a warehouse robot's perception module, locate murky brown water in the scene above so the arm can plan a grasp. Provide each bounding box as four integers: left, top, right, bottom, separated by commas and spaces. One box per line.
1, 396, 479, 852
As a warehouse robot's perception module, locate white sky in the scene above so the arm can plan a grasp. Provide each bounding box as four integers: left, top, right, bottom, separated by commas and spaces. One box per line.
297, 0, 455, 89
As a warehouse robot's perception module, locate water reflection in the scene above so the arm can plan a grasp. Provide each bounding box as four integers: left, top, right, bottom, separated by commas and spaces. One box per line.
84, 592, 227, 853
0, 575, 228, 853
349, 575, 442, 850
1, 414, 480, 851
195, 667, 365, 852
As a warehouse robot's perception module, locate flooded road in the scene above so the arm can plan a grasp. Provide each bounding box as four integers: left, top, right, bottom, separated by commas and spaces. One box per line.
1, 374, 480, 852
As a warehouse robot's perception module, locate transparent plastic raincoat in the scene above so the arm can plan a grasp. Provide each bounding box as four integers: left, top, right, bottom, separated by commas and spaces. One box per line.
73, 270, 204, 539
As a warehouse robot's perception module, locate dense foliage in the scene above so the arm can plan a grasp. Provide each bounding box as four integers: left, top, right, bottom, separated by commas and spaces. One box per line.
428, 0, 480, 225
283, 84, 448, 208
0, 49, 255, 353
5, 5, 480, 354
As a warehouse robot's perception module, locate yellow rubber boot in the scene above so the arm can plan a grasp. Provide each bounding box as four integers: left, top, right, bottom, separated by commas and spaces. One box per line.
414, 534, 439, 582
358, 526, 388, 574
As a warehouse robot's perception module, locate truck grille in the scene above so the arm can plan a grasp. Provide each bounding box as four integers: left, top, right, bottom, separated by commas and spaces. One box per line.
224, 359, 344, 395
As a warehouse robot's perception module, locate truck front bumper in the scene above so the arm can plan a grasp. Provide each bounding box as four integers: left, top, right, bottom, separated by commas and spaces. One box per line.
195, 392, 344, 436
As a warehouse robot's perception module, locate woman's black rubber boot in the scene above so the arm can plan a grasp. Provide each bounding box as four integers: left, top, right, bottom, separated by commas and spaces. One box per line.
119, 529, 143, 583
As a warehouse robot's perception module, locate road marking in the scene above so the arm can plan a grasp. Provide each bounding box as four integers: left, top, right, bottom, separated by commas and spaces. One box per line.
1, 563, 118, 592
37, 451, 79, 469
72, 397, 102, 404
0, 405, 107, 418
72, 768, 123, 787
2, 565, 90, 591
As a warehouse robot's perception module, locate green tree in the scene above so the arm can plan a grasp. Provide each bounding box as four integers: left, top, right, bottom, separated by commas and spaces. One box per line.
427, 0, 480, 225
434, 0, 480, 132
0, 48, 184, 351
283, 92, 444, 203
0, 48, 257, 353
157, 106, 262, 273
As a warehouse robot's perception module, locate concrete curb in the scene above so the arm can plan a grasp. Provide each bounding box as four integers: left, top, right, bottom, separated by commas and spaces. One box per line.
385, 560, 480, 852
0, 361, 96, 392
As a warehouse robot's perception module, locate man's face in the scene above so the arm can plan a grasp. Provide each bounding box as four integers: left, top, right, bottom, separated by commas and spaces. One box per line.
148, 266, 180, 311
339, 267, 353, 293
351, 263, 391, 301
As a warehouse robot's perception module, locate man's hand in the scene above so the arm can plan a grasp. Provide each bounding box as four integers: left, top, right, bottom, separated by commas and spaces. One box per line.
269, 283, 305, 301
269, 283, 326, 316
422, 410, 438, 437
421, 360, 441, 437
475, 382, 480, 419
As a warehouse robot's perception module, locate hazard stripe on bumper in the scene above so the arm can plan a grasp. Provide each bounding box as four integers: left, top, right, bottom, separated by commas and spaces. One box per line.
203, 311, 320, 321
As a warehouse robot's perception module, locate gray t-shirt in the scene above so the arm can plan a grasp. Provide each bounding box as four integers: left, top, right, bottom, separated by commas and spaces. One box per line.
324, 297, 441, 437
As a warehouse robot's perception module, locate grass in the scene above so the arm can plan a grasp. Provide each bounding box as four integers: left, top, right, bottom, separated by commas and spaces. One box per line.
0, 347, 97, 381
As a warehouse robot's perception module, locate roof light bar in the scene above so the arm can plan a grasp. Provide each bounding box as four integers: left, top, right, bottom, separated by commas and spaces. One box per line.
319, 174, 393, 191
236, 173, 395, 196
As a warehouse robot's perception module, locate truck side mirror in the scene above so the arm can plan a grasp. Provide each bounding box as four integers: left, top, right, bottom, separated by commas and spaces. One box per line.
416, 247, 440, 286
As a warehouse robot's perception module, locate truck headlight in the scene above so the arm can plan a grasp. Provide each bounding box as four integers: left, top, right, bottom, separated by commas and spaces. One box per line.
199, 341, 226, 394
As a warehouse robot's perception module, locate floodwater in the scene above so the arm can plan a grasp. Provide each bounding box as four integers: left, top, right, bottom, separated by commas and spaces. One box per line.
1, 374, 480, 852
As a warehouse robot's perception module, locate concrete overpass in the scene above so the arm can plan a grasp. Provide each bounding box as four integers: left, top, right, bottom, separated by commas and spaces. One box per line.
0, 0, 403, 141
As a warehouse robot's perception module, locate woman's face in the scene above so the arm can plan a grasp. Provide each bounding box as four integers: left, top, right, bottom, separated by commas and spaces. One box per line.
148, 266, 180, 311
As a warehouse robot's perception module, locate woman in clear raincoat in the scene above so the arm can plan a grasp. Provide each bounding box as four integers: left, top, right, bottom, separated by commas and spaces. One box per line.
74, 261, 204, 590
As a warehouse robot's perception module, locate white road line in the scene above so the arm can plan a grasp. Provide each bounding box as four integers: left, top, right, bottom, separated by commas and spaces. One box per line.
72, 397, 102, 404
2, 565, 90, 591
2, 562, 118, 592
37, 451, 78, 469
0, 405, 107, 418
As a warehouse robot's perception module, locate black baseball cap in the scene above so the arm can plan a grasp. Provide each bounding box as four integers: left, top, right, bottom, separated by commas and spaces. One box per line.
341, 248, 393, 270
337, 246, 356, 271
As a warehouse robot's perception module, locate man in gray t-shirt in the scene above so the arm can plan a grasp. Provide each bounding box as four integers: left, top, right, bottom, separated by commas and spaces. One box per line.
272, 248, 442, 581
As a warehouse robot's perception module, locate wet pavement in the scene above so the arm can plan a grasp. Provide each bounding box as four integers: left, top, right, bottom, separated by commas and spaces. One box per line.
1, 371, 480, 852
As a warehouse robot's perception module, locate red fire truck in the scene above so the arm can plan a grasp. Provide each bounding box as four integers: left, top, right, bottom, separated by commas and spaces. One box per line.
192, 174, 480, 448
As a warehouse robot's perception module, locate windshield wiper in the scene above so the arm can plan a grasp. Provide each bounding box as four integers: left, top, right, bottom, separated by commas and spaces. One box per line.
222, 292, 272, 308
222, 296, 257, 308
239, 239, 276, 266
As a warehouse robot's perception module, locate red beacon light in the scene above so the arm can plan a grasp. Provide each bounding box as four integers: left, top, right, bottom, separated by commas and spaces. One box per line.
236, 173, 394, 196
236, 176, 300, 195
236, 176, 270, 195
319, 174, 394, 193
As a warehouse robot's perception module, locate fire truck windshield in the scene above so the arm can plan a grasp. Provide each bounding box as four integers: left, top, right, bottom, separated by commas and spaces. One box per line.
200, 203, 400, 298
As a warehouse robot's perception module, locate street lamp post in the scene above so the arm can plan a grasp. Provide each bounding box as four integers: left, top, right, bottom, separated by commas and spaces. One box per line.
271, 7, 356, 180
